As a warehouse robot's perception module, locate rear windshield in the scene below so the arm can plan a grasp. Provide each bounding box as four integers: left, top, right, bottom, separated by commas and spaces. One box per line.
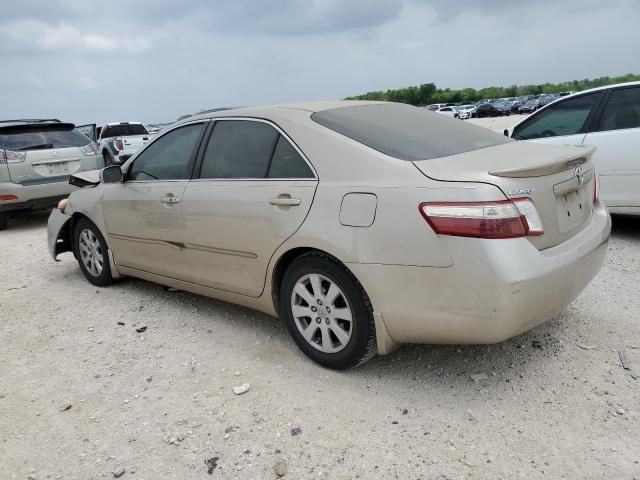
102, 124, 148, 138
0, 126, 90, 151
311, 103, 512, 161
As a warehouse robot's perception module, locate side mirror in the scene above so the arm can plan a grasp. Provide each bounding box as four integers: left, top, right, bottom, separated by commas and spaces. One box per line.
100, 165, 122, 183
503, 129, 509, 137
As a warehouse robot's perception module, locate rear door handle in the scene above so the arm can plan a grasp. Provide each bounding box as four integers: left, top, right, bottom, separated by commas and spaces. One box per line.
160, 195, 181, 204
269, 197, 301, 206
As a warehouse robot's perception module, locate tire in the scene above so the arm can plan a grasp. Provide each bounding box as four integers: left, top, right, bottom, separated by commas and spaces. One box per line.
280, 252, 376, 370
103, 150, 114, 167
0, 213, 8, 231
73, 218, 115, 287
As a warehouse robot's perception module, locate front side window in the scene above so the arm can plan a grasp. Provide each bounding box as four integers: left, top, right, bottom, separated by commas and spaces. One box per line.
128, 123, 204, 181
597, 87, 640, 132
513, 93, 602, 140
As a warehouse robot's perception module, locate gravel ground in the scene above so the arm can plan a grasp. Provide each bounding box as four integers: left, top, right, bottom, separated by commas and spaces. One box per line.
1, 121, 639, 479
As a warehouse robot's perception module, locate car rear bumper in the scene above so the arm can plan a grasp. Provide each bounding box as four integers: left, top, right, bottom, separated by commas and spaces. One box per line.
348, 202, 611, 345
0, 180, 75, 213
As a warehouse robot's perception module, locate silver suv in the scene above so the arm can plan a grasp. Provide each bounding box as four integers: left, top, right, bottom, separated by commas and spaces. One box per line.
0, 119, 101, 230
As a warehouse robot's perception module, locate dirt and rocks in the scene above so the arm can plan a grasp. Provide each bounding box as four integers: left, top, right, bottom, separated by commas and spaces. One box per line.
1, 122, 639, 478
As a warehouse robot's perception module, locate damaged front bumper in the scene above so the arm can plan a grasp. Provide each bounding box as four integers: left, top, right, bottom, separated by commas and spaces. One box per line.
47, 208, 73, 260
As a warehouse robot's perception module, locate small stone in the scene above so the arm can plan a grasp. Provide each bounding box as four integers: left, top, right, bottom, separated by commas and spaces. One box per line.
232, 383, 251, 395
616, 408, 625, 416
112, 467, 125, 478
532, 340, 545, 349
234, 371, 241, 377
291, 427, 302, 436
402, 409, 408, 415
470, 373, 488, 382
273, 458, 288, 477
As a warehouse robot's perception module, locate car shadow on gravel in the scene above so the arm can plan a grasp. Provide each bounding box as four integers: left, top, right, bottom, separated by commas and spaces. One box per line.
119, 274, 564, 390
3, 209, 50, 232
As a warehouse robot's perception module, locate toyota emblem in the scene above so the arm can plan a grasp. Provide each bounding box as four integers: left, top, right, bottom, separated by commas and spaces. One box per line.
574, 165, 584, 186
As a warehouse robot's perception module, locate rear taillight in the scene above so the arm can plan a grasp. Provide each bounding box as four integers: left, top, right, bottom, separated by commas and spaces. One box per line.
419, 198, 544, 239
80, 142, 99, 156
0, 150, 26, 163
593, 168, 600, 204
114, 138, 124, 151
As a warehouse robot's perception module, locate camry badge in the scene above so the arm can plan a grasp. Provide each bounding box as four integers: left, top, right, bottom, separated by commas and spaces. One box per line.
574, 165, 584, 185
508, 188, 534, 195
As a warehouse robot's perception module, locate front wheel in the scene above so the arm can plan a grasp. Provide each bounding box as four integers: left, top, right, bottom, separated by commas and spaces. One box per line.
280, 253, 376, 369
73, 218, 115, 286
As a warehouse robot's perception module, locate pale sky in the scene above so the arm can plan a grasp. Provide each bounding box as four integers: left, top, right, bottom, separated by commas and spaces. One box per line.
1, 0, 639, 125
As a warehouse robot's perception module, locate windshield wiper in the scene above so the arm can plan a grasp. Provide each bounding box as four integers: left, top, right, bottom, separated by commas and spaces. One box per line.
20, 143, 54, 151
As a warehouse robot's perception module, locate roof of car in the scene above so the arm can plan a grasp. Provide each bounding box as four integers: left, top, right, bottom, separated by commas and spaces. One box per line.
184, 101, 387, 123
104, 121, 144, 126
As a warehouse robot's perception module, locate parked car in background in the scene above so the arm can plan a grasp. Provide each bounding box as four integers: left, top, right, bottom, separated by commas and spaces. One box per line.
95, 122, 151, 166
455, 105, 476, 119
434, 106, 460, 118
506, 81, 640, 215
0, 119, 100, 230
475, 103, 504, 117
493, 101, 512, 116
518, 99, 542, 114
48, 101, 609, 369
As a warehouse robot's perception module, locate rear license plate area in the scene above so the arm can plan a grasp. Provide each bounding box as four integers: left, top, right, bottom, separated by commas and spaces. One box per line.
47, 162, 69, 175
555, 187, 590, 233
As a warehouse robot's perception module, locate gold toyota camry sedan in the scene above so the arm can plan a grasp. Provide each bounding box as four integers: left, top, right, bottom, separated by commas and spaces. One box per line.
48, 102, 611, 369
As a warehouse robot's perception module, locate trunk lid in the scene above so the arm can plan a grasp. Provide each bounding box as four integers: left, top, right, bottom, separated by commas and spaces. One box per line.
15, 147, 89, 185
413, 141, 597, 249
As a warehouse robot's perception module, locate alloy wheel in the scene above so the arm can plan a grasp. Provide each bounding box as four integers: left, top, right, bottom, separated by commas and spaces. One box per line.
290, 273, 353, 353
78, 228, 104, 277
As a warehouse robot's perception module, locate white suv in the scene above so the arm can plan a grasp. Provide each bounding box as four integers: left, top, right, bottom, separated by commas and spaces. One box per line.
506, 82, 640, 215
0, 119, 100, 230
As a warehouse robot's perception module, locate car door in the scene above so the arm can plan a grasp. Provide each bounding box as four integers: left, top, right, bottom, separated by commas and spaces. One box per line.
101, 121, 208, 277
76, 124, 96, 142
581, 85, 640, 209
511, 92, 604, 146
178, 118, 318, 297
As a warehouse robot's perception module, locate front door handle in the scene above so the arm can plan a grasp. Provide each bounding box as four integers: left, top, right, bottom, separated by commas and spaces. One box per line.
269, 197, 301, 206
160, 195, 181, 204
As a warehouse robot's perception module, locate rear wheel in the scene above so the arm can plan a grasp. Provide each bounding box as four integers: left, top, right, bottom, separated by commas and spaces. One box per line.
280, 253, 376, 369
0, 213, 8, 231
73, 218, 115, 286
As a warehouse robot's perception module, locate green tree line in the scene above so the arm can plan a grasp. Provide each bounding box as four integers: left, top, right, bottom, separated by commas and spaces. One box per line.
345, 73, 640, 105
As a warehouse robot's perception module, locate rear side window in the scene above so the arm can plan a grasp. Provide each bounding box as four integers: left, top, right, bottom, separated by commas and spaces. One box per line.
199, 120, 314, 179
128, 123, 204, 181
200, 121, 279, 178
0, 127, 90, 151
102, 124, 148, 138
597, 87, 640, 131
512, 93, 602, 140
268, 135, 314, 178
311, 103, 511, 161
